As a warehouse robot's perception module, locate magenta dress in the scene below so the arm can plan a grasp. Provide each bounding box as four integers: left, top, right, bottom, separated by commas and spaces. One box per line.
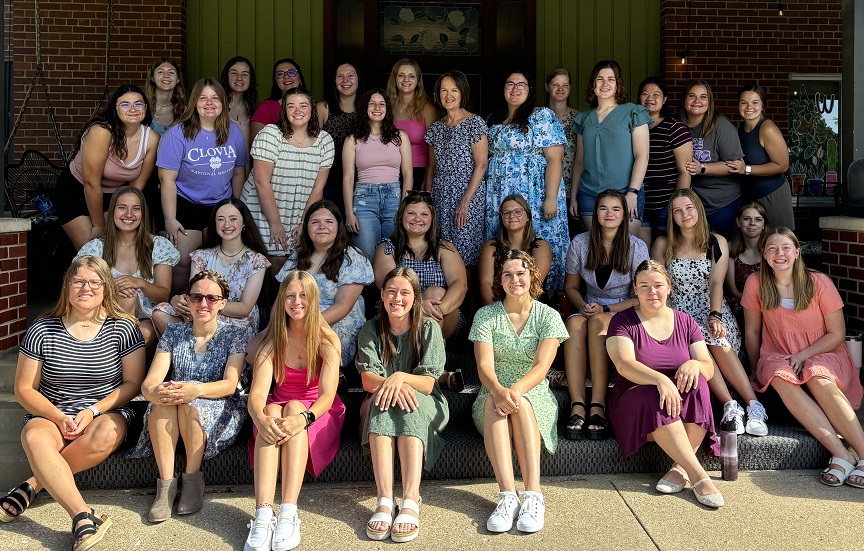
248, 365, 346, 477
607, 307, 720, 458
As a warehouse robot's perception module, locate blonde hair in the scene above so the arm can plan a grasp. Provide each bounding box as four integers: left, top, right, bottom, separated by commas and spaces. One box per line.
256, 270, 339, 385
665, 189, 710, 265
758, 227, 815, 311
386, 58, 430, 119
42, 256, 136, 323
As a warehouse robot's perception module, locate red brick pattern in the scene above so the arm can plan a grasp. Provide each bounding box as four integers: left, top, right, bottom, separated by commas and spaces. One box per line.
661, 0, 841, 135
7, 1, 185, 163
822, 229, 864, 332
0, 231, 29, 352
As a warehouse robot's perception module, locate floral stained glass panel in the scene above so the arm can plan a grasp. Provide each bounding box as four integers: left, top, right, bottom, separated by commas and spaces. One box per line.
380, 2, 481, 56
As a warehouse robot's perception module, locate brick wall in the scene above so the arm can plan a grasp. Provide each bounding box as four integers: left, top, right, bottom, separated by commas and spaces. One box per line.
0, 221, 30, 352
821, 219, 864, 333
660, 0, 842, 135
7, 0, 185, 164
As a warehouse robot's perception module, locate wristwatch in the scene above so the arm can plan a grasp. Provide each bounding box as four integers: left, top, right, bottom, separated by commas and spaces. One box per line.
700, 164, 707, 174
602, 304, 611, 313
87, 405, 101, 417
301, 409, 316, 428
709, 310, 723, 321
745, 165, 752, 175
626, 187, 640, 195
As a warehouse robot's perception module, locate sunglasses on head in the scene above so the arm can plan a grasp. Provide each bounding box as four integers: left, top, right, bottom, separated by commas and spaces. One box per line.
405, 190, 432, 202
187, 293, 225, 304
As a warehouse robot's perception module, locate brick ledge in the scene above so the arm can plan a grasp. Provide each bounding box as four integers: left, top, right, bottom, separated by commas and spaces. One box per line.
0, 218, 31, 233
820, 216, 864, 231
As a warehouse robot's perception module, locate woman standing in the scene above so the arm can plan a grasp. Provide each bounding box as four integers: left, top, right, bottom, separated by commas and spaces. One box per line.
158, 78, 249, 293
129, 271, 247, 521
477, 195, 552, 306
562, 190, 649, 440
725, 201, 767, 321
343, 89, 413, 260
637, 76, 693, 243
743, 228, 864, 488
276, 200, 374, 369
544, 67, 577, 218
680, 79, 744, 238
245, 271, 345, 551
652, 190, 769, 436
2, 256, 145, 549
606, 260, 723, 507
486, 71, 568, 291
145, 58, 186, 136
357, 267, 448, 543
729, 85, 794, 230
425, 70, 488, 267
76, 186, 178, 355
318, 62, 365, 213
471, 250, 568, 533
251, 58, 306, 144
57, 85, 159, 250
570, 60, 651, 238
220, 56, 258, 166
241, 87, 334, 274
387, 59, 437, 187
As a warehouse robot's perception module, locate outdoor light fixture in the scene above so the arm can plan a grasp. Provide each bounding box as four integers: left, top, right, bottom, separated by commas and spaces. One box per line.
778, 2, 784, 16
680, 50, 688, 64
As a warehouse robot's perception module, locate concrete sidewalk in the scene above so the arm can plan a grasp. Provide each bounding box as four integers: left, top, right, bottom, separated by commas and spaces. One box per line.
1, 470, 860, 551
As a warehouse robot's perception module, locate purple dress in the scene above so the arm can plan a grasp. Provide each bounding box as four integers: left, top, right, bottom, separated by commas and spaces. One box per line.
607, 307, 720, 458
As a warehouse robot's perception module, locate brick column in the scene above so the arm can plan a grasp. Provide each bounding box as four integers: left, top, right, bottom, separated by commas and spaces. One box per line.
0, 218, 31, 353
820, 216, 864, 333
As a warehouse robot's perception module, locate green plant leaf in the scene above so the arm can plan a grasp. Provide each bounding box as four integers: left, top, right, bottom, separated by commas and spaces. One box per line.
458, 38, 467, 48
410, 34, 420, 44
426, 12, 437, 21
447, 24, 459, 33
385, 17, 400, 25
440, 33, 449, 46
459, 27, 470, 36
391, 34, 404, 44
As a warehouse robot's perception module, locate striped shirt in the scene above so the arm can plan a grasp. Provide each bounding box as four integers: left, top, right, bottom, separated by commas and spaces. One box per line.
19, 317, 144, 419
644, 117, 692, 212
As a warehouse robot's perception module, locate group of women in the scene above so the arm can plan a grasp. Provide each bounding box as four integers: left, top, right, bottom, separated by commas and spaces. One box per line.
4, 54, 862, 551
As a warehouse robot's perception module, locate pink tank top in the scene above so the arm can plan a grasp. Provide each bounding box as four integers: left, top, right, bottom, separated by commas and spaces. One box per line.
70, 125, 152, 193
394, 116, 428, 167
355, 134, 402, 183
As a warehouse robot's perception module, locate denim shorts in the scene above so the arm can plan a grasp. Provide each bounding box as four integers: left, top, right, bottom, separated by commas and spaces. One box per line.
577, 187, 645, 220
352, 182, 401, 259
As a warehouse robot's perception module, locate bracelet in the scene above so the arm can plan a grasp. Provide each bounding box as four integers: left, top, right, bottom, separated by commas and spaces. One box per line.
709, 310, 722, 321
602, 304, 610, 313
87, 405, 101, 417
301, 409, 316, 428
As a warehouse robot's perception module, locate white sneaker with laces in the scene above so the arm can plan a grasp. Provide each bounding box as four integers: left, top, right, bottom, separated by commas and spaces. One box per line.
244, 516, 276, 551
745, 400, 769, 436
722, 400, 745, 435
272, 512, 301, 551
486, 491, 520, 532
516, 491, 545, 533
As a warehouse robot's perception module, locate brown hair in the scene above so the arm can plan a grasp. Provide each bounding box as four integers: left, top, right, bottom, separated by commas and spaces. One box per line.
378, 267, 426, 374
145, 57, 186, 120
679, 79, 720, 137
177, 78, 231, 146
102, 186, 155, 281
185, 269, 230, 298
728, 201, 768, 258
386, 58, 431, 119
496, 194, 538, 253
586, 190, 631, 273
492, 249, 544, 302
758, 227, 815, 311
634, 259, 672, 288
664, 189, 710, 265
585, 60, 628, 108
544, 66, 572, 107
42, 256, 136, 323
277, 87, 321, 140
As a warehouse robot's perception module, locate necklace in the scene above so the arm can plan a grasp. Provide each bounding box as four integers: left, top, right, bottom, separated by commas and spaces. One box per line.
155, 101, 173, 108
777, 280, 793, 288
287, 333, 305, 361
291, 133, 308, 147
126, 126, 141, 141
219, 245, 245, 258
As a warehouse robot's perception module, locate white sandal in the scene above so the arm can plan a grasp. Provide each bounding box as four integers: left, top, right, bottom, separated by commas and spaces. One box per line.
846, 460, 864, 489
366, 497, 395, 541
821, 456, 855, 487
390, 498, 421, 543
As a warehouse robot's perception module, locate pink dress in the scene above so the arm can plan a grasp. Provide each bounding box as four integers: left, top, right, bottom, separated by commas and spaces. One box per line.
395, 116, 428, 168
248, 365, 346, 477
741, 272, 863, 408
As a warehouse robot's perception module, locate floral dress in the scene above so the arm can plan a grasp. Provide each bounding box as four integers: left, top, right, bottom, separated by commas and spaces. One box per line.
425, 114, 488, 265
667, 257, 741, 351
469, 301, 569, 454
276, 246, 374, 366
559, 109, 578, 199
485, 107, 568, 290
76, 236, 180, 319
126, 321, 248, 460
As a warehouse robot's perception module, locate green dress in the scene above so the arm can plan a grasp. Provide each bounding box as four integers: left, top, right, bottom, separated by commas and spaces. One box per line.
469, 301, 569, 454
356, 317, 450, 471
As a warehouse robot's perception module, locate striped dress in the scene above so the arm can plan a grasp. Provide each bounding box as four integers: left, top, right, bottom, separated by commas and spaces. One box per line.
240, 125, 335, 256
18, 317, 144, 424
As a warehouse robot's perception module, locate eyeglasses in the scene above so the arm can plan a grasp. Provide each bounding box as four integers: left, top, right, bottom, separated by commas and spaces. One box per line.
70, 279, 104, 290
505, 82, 529, 91
118, 102, 146, 112
275, 69, 299, 79
501, 208, 526, 219
187, 293, 225, 304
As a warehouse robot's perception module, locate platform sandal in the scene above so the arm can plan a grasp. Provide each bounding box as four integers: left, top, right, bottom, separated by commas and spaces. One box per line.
587, 402, 610, 440
564, 401, 587, 440
391, 498, 421, 543
0, 481, 36, 522
71, 508, 112, 551
366, 497, 396, 541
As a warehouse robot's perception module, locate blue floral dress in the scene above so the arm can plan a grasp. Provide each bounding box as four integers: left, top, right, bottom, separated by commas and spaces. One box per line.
276, 246, 374, 366
486, 108, 568, 290
126, 321, 248, 460
425, 114, 488, 265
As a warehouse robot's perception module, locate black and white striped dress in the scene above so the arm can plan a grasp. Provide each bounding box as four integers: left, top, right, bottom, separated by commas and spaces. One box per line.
19, 317, 144, 424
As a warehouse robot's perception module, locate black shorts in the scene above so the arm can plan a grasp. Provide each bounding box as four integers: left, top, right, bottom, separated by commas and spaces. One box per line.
175, 195, 215, 231
55, 168, 113, 225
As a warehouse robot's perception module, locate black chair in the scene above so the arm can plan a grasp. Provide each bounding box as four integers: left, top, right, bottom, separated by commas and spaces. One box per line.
3, 149, 64, 219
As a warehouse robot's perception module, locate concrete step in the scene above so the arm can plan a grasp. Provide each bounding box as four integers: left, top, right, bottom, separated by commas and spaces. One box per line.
0, 392, 24, 443
0, 348, 16, 392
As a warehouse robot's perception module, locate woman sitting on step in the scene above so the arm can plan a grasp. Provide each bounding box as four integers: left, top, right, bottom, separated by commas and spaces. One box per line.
357, 267, 449, 543
2, 256, 146, 551
470, 250, 568, 534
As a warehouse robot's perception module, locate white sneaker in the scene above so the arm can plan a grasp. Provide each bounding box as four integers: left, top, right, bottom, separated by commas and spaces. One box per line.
244, 516, 276, 551
745, 400, 769, 436
722, 400, 745, 435
486, 491, 520, 532
516, 491, 545, 533
272, 512, 301, 551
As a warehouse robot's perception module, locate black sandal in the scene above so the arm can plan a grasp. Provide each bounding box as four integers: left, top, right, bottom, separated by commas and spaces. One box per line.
71, 508, 112, 551
442, 370, 464, 392
564, 401, 587, 440
587, 402, 610, 441
0, 481, 36, 522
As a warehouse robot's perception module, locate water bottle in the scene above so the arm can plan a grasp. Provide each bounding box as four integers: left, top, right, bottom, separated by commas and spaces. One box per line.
720, 419, 738, 481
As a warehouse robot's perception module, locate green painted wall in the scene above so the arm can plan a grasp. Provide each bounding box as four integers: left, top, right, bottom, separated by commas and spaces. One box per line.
536, 0, 661, 108
186, 0, 325, 100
